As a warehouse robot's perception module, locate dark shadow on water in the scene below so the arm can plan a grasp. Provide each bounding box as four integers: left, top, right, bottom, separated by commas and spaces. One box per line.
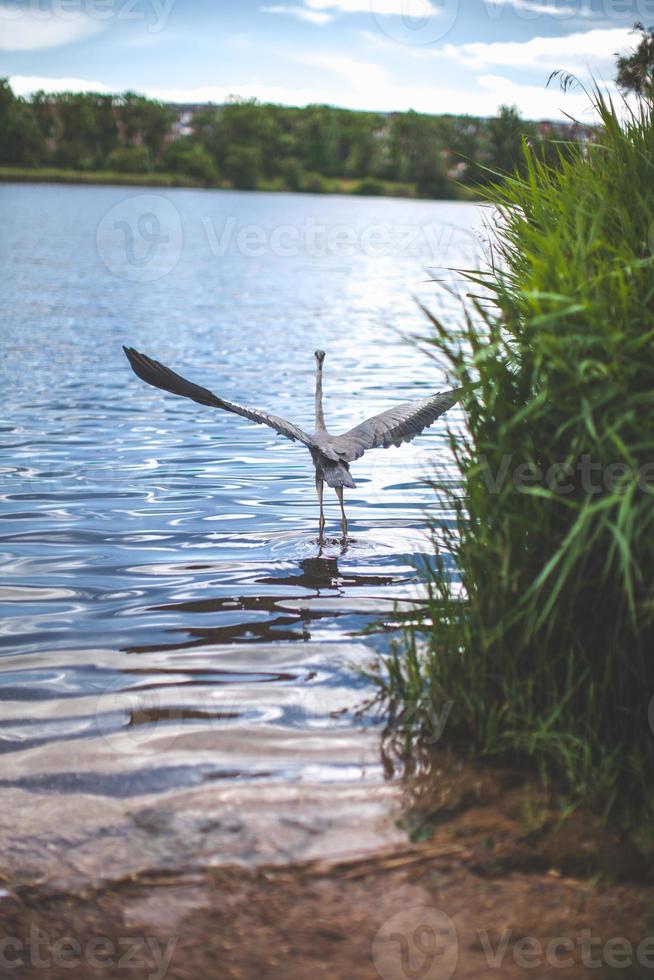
124, 610, 311, 653
125, 555, 399, 654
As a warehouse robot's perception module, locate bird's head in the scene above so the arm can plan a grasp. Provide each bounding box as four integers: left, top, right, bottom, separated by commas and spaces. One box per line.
314, 349, 326, 366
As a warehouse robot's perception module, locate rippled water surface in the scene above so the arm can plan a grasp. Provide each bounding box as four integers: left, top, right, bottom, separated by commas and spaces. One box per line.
0, 184, 484, 798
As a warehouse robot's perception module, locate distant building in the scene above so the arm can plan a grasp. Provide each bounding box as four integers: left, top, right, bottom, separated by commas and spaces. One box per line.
167, 104, 209, 139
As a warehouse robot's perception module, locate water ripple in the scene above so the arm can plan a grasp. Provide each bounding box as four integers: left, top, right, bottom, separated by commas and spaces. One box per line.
0, 184, 482, 797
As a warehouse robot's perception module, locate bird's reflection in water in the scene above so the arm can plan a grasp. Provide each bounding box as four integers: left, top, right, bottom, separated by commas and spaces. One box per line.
259, 554, 342, 592
259, 554, 396, 591
124, 554, 398, 654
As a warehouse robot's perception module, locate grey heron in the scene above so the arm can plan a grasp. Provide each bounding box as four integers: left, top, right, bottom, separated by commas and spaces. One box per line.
123, 346, 460, 542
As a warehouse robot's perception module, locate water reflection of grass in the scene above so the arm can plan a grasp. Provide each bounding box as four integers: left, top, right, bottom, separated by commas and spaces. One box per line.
375, 90, 654, 844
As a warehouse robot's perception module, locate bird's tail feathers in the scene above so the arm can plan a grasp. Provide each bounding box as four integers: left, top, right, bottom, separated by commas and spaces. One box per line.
323, 461, 356, 489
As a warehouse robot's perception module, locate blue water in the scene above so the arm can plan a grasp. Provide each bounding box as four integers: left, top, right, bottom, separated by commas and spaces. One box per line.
0, 184, 483, 794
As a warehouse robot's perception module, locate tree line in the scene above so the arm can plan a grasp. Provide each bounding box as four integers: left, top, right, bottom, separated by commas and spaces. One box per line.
0, 77, 592, 197
3, 26, 653, 197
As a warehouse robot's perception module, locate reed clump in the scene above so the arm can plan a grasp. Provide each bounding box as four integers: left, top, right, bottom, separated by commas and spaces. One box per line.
381, 92, 654, 822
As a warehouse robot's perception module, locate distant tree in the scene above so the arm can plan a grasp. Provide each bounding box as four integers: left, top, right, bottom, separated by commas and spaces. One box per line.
386, 114, 410, 181
355, 176, 385, 196
301, 106, 338, 175
302, 171, 328, 194
390, 110, 453, 197
486, 105, 534, 178
280, 156, 303, 191
116, 93, 174, 161
55, 93, 100, 167
30, 91, 58, 154
191, 105, 222, 161
446, 115, 484, 185
0, 77, 578, 196
94, 94, 120, 161
616, 22, 654, 101
105, 145, 151, 173
161, 138, 218, 184
340, 110, 381, 177
0, 79, 42, 165
195, 99, 280, 180
224, 144, 263, 189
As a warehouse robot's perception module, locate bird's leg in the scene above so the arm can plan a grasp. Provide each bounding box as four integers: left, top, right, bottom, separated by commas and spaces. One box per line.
335, 486, 348, 540
316, 476, 325, 543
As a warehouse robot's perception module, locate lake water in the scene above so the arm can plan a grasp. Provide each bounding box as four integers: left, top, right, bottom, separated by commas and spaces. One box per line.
0, 184, 484, 808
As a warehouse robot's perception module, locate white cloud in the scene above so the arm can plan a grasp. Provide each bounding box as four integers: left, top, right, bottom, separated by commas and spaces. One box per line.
485, 0, 577, 16
301, 52, 388, 88
475, 72, 595, 115
9, 75, 111, 96
154, 73, 602, 119
439, 26, 633, 74
261, 0, 441, 20
0, 8, 102, 51
261, 4, 333, 24
10, 66, 609, 121
307, 0, 439, 12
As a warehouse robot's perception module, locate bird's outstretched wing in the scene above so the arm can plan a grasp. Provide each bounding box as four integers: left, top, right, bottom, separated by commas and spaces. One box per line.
327, 388, 461, 462
123, 347, 315, 449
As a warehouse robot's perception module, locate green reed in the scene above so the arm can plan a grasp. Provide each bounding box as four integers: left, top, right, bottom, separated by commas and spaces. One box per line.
378, 91, 654, 822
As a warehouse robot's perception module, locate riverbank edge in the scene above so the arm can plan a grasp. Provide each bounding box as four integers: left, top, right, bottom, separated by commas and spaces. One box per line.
0, 166, 477, 200
2, 757, 653, 979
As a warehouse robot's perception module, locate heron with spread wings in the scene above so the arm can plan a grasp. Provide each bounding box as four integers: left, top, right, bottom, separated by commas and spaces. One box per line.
123, 346, 460, 542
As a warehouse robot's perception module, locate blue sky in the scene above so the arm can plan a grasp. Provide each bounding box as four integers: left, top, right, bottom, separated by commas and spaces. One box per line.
0, 0, 648, 119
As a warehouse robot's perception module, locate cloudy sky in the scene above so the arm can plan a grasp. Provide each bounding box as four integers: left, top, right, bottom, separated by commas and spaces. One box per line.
1, 0, 648, 119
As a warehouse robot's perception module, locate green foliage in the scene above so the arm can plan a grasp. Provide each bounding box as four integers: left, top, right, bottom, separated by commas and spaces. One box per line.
0, 82, 173, 171
487, 104, 535, 176
354, 176, 385, 196
224, 143, 263, 189
115, 91, 174, 160
105, 145, 151, 174
0, 167, 198, 187
301, 171, 328, 194
0, 80, 595, 198
616, 22, 654, 100
378, 92, 654, 822
0, 79, 42, 165
279, 156, 304, 191
161, 137, 218, 184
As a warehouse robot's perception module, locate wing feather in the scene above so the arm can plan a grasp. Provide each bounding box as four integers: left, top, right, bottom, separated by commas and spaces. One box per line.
123, 347, 315, 449
328, 388, 461, 462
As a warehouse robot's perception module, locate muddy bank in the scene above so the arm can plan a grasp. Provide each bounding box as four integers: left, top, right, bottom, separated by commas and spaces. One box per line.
2, 752, 653, 979
3, 840, 654, 980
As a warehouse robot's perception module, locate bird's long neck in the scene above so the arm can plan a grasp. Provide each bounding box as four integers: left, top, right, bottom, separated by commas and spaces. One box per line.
315, 362, 326, 431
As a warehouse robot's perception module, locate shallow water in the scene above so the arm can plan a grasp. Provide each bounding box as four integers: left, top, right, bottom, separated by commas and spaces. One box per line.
0, 184, 484, 798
